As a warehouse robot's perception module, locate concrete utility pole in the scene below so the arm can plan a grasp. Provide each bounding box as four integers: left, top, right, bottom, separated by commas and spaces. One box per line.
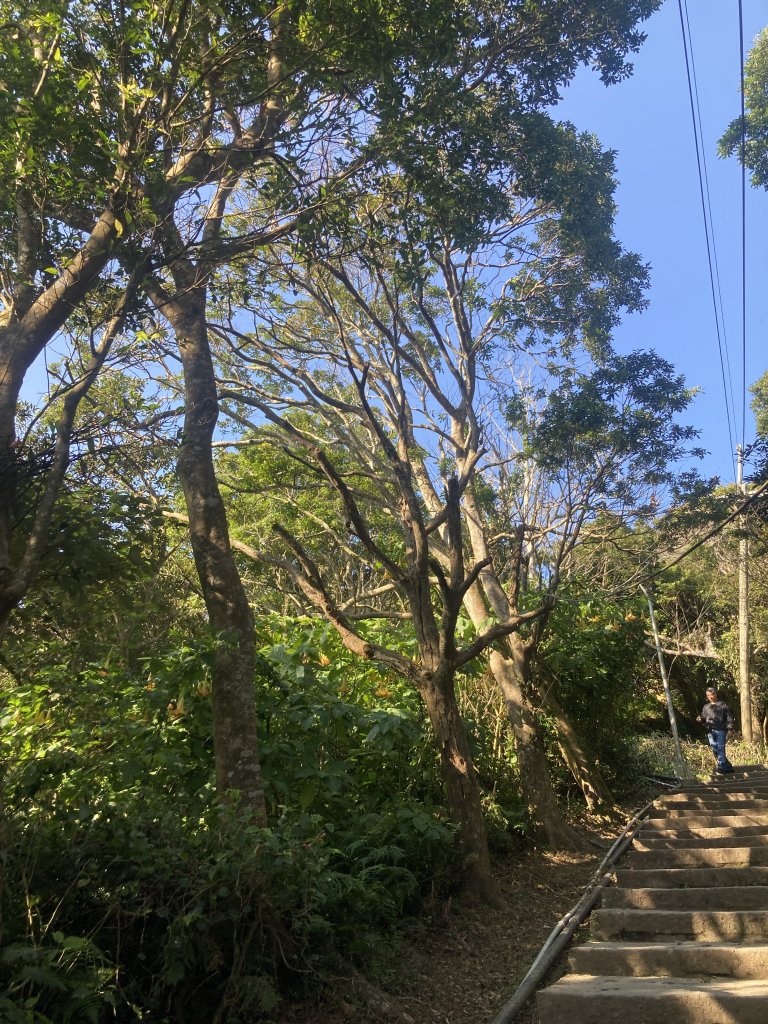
737, 444, 754, 744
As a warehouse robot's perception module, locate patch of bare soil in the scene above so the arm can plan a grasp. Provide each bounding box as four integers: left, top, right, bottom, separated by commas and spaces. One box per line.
276, 839, 608, 1024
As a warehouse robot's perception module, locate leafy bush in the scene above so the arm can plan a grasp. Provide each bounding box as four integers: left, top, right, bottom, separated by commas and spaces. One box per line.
536, 591, 654, 795
0, 630, 458, 1021
0, 933, 116, 1024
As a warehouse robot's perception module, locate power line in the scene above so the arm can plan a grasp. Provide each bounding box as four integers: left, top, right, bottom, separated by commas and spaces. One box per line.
682, 0, 739, 445
643, 475, 768, 585
677, 0, 737, 479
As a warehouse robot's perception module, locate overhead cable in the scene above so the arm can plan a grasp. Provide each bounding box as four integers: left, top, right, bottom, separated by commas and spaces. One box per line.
677, 0, 737, 478
682, 0, 739, 443
643, 475, 768, 585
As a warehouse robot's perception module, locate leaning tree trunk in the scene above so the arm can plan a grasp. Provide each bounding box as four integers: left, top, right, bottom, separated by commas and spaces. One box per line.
536, 681, 615, 813
489, 649, 588, 850
164, 287, 266, 822
461, 583, 584, 848
0, 208, 125, 629
1, 266, 142, 630
0, 365, 20, 611
419, 668, 500, 903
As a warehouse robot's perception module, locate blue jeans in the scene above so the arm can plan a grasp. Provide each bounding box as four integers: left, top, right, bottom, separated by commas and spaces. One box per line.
707, 729, 733, 771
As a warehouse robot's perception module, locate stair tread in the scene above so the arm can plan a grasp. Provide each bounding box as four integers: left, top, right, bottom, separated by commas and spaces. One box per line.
573, 940, 768, 949
544, 974, 768, 993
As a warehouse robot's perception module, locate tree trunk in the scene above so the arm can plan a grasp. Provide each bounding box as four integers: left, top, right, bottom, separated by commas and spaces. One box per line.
164, 289, 266, 822
419, 670, 500, 903
460, 582, 583, 848
0, 368, 20, 603
489, 649, 588, 850
0, 208, 123, 626
536, 681, 616, 813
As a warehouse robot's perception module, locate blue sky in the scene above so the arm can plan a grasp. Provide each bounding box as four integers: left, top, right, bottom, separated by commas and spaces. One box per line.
555, 0, 768, 485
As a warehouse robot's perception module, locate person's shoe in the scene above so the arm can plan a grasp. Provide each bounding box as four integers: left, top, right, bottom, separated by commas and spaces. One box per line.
716, 766, 734, 774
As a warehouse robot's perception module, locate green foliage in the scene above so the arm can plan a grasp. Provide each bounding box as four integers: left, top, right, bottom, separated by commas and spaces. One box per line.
257, 615, 532, 845
537, 590, 653, 791
218, 433, 400, 617
455, 674, 530, 849
370, 1, 661, 253
531, 351, 703, 507
645, 509, 768, 729
629, 733, 767, 785
720, 26, 768, 188
0, 0, 708, 1012
2, 482, 198, 677
0, 933, 116, 1024
0, 626, 460, 1020
751, 369, 768, 438
256, 618, 436, 813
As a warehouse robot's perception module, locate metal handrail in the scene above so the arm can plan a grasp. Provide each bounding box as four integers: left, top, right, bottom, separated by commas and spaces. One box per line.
489, 790, 671, 1024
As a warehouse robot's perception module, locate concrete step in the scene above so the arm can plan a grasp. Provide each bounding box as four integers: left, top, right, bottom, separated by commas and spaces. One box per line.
648, 802, 768, 817
649, 807, 768, 818
638, 823, 768, 840
639, 814, 768, 829
659, 790, 768, 798
706, 786, 768, 792
532, 765, 768, 1022
634, 834, 768, 850
590, 908, 768, 941
684, 778, 768, 788
660, 787, 768, 797
568, 940, 768, 979
692, 779, 768, 790
616, 865, 768, 888
659, 791, 768, 803
602, 885, 768, 910
695, 787, 768, 796
537, 974, 768, 1023
710, 764, 768, 772
625, 846, 768, 868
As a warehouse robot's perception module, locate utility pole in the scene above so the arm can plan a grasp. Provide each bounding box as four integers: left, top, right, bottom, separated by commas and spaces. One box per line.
737, 444, 754, 744
641, 585, 689, 778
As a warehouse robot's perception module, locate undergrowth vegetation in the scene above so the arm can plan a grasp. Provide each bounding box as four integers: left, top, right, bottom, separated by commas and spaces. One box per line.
631, 732, 767, 782
0, 622, 525, 1022
2, 607, 758, 1022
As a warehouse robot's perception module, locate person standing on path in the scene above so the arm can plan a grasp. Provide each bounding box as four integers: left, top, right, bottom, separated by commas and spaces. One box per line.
697, 686, 735, 774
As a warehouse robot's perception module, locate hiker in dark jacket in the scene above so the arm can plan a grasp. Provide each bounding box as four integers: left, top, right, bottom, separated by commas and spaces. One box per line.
696, 686, 735, 774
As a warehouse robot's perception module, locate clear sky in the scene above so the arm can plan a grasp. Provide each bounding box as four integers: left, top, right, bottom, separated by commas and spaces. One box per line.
555, 0, 768, 485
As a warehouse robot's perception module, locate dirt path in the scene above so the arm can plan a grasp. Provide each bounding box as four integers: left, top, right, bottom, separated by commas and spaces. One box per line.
277, 844, 604, 1024
389, 847, 600, 1024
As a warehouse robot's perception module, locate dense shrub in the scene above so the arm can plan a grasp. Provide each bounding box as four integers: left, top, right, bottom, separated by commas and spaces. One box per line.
536, 592, 656, 796
0, 632, 458, 1022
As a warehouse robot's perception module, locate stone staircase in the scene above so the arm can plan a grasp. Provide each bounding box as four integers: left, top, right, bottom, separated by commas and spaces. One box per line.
537, 765, 768, 1023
